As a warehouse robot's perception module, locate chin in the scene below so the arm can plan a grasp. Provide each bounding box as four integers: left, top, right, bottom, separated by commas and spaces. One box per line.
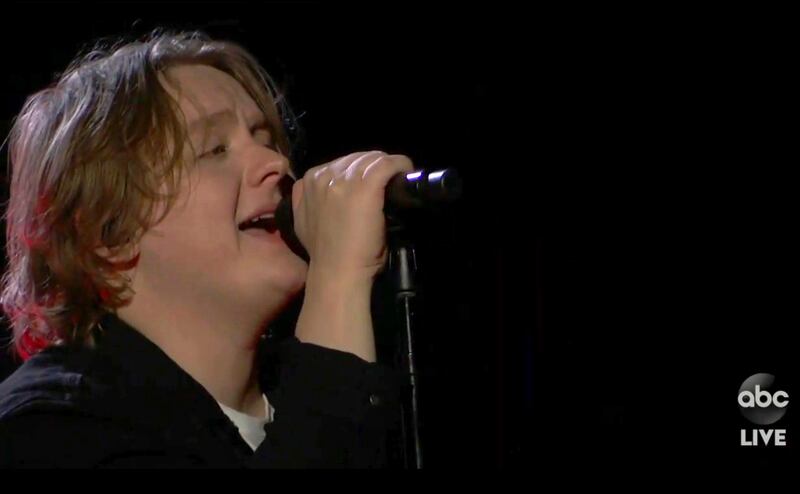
271, 259, 309, 296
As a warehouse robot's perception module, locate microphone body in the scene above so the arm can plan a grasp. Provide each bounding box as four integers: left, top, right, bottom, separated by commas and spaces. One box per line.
275, 168, 462, 262
383, 168, 463, 211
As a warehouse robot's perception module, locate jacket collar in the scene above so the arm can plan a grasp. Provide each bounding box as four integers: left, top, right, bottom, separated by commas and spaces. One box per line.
90, 313, 251, 452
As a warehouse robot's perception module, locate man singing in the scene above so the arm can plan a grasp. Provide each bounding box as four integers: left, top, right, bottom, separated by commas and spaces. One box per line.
0, 31, 414, 468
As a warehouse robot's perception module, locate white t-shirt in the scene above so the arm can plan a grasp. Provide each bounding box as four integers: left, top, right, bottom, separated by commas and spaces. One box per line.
217, 395, 274, 451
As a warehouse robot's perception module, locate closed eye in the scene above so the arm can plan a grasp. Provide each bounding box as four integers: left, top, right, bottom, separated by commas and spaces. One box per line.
251, 124, 276, 150
196, 122, 275, 160
200, 144, 228, 159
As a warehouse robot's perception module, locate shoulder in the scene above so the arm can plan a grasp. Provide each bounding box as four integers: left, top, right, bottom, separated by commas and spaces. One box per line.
0, 345, 95, 422
0, 410, 206, 468
0, 345, 231, 468
0, 347, 119, 467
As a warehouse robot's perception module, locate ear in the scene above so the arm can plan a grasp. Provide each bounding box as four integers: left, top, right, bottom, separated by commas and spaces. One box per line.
94, 241, 141, 272
78, 206, 141, 270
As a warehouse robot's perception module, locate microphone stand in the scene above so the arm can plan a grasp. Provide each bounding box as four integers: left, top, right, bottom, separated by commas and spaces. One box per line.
386, 213, 423, 469
383, 167, 461, 469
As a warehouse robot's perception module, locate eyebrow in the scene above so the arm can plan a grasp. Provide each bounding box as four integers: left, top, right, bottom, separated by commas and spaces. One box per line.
187, 109, 236, 138
187, 108, 269, 139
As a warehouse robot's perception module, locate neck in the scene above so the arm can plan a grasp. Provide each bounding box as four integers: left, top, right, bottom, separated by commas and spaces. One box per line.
117, 289, 279, 418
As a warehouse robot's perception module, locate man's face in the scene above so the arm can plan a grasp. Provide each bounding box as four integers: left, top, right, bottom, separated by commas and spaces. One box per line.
131, 64, 307, 326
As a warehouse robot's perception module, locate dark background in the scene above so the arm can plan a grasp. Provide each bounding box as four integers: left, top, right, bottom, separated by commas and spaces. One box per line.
0, 2, 796, 469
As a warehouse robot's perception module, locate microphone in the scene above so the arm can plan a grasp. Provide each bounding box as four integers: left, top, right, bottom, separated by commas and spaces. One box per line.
383, 168, 464, 211
275, 168, 463, 262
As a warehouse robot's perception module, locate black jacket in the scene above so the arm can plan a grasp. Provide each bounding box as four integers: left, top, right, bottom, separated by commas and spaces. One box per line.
0, 313, 401, 468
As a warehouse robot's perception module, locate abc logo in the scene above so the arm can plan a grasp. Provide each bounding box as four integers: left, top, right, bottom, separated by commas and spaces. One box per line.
738, 373, 789, 425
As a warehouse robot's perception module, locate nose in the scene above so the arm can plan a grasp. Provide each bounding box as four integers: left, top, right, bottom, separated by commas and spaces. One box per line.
244, 144, 291, 194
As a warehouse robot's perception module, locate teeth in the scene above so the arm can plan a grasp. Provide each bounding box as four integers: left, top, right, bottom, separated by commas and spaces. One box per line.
239, 212, 276, 229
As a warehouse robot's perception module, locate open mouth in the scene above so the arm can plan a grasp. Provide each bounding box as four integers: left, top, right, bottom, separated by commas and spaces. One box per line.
238, 213, 278, 234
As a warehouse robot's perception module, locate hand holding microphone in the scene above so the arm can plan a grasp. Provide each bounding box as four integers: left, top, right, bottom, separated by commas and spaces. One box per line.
279, 150, 462, 362
276, 151, 463, 273
284, 151, 415, 281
